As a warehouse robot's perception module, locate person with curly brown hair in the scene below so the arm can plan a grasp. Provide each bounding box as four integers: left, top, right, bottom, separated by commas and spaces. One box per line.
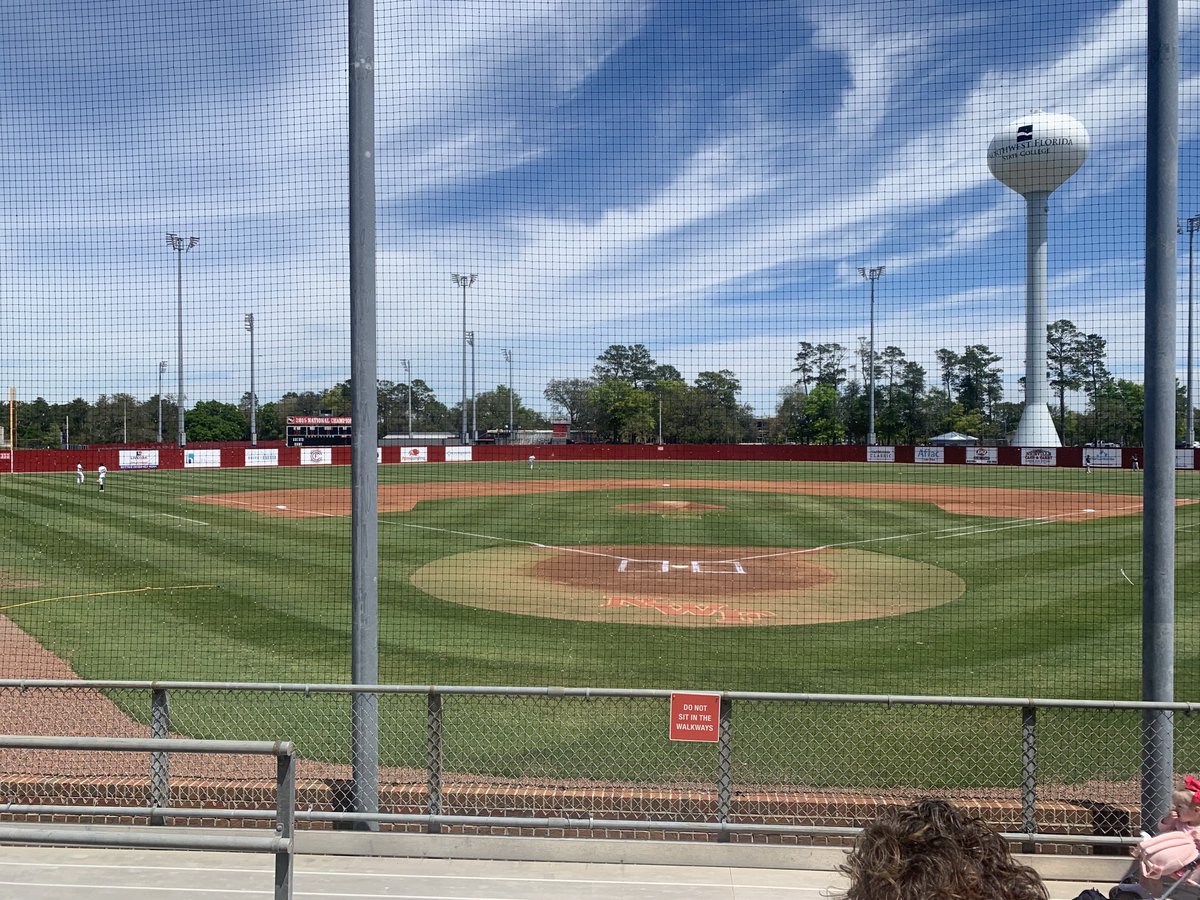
837, 798, 1048, 900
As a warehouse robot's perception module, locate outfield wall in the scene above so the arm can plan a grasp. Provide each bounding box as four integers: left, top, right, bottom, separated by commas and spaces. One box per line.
4, 442, 1181, 473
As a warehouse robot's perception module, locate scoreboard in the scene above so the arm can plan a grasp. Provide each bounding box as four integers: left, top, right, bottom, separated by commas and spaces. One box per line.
286, 416, 352, 447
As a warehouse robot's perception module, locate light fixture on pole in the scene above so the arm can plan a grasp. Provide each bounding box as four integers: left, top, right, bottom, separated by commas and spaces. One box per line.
157, 360, 167, 444
167, 233, 199, 448
401, 358, 413, 437
244, 313, 257, 447
858, 266, 885, 446
502, 348, 513, 438
466, 331, 477, 442
451, 274, 477, 444
1183, 216, 1200, 446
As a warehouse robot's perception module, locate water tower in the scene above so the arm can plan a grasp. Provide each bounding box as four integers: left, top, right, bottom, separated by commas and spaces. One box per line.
988, 111, 1089, 447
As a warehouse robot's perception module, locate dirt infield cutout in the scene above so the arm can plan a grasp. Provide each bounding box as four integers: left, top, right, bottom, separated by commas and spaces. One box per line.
411, 544, 965, 627
193, 478, 1167, 521
190, 477, 1166, 628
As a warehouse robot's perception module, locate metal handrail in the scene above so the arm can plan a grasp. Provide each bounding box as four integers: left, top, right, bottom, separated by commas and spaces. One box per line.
0, 735, 295, 900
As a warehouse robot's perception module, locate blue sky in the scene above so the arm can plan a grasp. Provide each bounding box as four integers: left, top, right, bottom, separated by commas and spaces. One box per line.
5, 0, 1200, 417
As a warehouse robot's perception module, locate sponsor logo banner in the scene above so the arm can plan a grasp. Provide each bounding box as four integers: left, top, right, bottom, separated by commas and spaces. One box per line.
183, 449, 221, 469
244, 448, 279, 468
913, 446, 944, 464
866, 446, 895, 463
966, 447, 998, 465
1021, 447, 1057, 467
445, 446, 473, 462
1083, 448, 1121, 468
1177, 449, 1195, 470
119, 449, 159, 470
300, 448, 332, 466
401, 447, 429, 464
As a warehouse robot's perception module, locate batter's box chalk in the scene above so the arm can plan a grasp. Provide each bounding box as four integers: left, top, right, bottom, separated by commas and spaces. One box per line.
618, 558, 671, 573
691, 560, 747, 574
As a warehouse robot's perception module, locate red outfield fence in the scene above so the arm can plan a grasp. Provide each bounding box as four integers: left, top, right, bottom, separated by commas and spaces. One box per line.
0, 442, 1178, 473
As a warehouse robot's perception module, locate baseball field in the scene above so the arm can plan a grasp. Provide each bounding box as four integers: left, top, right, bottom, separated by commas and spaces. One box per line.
3, 458, 1198, 705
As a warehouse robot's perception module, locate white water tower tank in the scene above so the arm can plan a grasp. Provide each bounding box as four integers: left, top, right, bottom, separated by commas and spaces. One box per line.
988, 111, 1089, 197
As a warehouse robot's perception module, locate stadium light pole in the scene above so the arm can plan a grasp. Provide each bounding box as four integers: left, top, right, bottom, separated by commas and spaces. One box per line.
401, 358, 413, 437
502, 348, 513, 438
244, 314, 257, 447
157, 360, 166, 444
167, 233, 198, 448
1183, 216, 1200, 446
451, 274, 476, 444
466, 331, 477, 442
858, 266, 885, 446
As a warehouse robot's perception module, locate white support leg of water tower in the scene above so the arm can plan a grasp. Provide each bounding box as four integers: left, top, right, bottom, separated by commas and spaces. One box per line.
1014, 190, 1061, 448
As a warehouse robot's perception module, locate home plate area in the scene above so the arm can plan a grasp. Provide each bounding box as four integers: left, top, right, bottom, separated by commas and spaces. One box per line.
617, 557, 747, 575
410, 544, 965, 627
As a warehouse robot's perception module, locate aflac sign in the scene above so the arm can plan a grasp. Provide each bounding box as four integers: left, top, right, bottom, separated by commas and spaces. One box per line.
913, 446, 944, 464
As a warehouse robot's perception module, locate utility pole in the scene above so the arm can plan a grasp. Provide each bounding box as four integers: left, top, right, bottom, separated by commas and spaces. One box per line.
1183, 216, 1200, 445
244, 314, 257, 446
166, 233, 198, 447
451, 274, 476, 444
466, 331, 477, 442
401, 358, 413, 437
858, 266, 885, 446
157, 360, 166, 443
502, 349, 513, 438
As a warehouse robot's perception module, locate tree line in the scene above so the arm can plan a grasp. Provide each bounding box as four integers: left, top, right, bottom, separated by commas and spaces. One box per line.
2, 320, 1180, 448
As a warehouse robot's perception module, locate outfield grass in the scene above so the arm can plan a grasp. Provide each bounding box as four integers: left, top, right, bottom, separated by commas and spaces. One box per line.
2, 460, 1198, 705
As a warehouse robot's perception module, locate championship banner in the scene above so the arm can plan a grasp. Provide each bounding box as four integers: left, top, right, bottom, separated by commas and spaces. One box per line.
300, 447, 332, 466
183, 449, 221, 468
244, 448, 279, 467
445, 446, 473, 462
119, 449, 159, 469
1020, 447, 1057, 466
866, 446, 895, 463
913, 446, 944, 464
401, 447, 429, 464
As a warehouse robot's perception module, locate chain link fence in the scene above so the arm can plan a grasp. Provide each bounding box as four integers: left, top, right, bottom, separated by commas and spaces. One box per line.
1, 679, 1195, 845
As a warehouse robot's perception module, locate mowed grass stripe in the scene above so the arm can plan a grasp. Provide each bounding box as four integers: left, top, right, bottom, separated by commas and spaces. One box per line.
0, 462, 1192, 701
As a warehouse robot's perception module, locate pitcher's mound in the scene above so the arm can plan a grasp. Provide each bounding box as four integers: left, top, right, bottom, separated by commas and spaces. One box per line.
411, 544, 964, 627
616, 501, 723, 514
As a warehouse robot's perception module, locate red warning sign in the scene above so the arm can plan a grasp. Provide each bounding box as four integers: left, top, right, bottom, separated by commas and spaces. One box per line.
669, 692, 721, 743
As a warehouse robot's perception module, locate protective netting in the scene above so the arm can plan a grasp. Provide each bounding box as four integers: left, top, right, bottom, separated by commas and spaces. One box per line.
1, 1, 1198, 704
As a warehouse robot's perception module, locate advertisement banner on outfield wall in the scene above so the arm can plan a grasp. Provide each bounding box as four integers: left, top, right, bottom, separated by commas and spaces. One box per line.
966, 447, 998, 465
300, 448, 331, 466
1020, 448, 1057, 467
244, 448, 278, 467
119, 449, 159, 469
913, 446, 944, 464
866, 446, 895, 463
445, 446, 473, 462
1083, 448, 1121, 468
1177, 449, 1195, 470
401, 447, 429, 464
183, 449, 221, 468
